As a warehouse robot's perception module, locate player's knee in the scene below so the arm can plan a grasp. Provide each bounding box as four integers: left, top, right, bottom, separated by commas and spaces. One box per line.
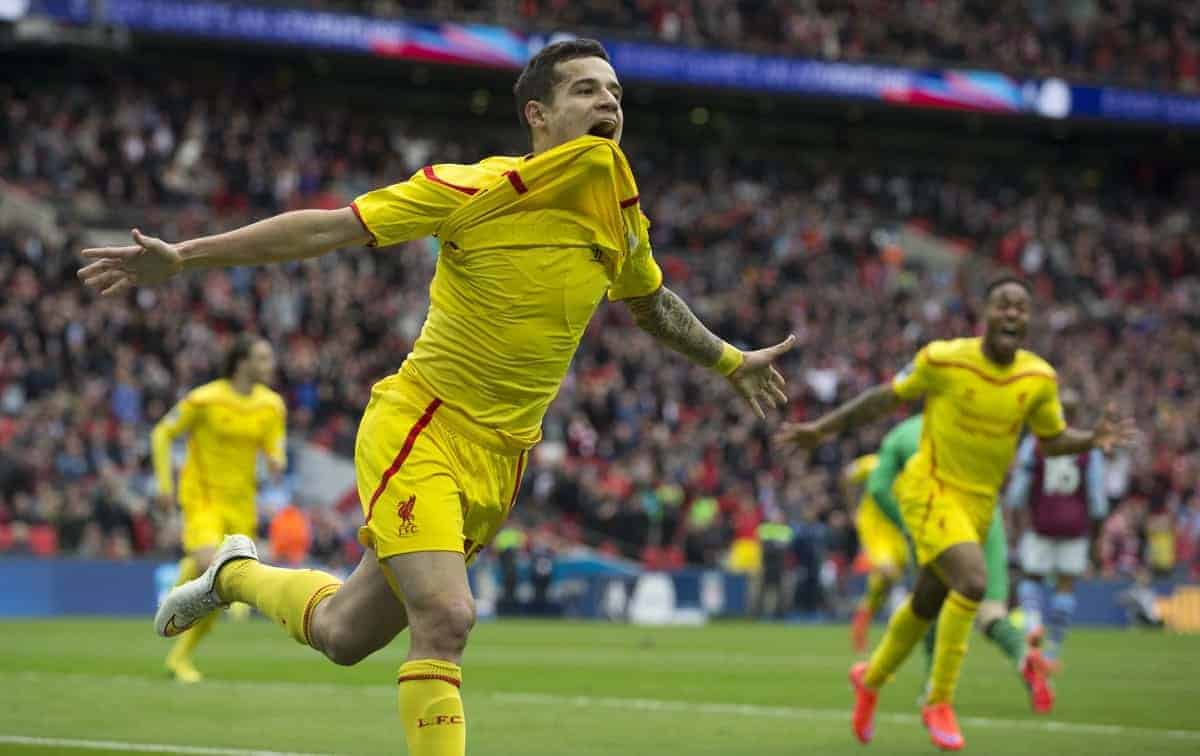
957, 570, 987, 602
416, 597, 476, 656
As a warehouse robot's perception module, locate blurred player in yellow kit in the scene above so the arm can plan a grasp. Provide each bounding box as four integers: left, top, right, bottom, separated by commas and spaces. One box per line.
777, 277, 1135, 750
843, 453, 909, 653
80, 39, 794, 756
151, 335, 286, 682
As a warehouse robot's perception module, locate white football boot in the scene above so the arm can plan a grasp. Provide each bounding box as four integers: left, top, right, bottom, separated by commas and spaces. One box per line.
155, 534, 258, 637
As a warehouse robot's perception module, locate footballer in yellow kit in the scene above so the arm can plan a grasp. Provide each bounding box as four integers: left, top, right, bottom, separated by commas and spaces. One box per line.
889, 336, 1065, 566
83, 40, 795, 756
151, 336, 285, 681
348, 133, 665, 567
777, 276, 1135, 750
846, 452, 910, 652
847, 454, 909, 574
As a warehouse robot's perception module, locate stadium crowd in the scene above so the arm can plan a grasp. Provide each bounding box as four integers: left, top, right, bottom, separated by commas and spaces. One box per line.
287, 0, 1198, 91
2, 68, 1198, 602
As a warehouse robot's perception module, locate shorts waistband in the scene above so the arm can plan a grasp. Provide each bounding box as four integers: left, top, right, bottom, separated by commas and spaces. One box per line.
372, 367, 532, 457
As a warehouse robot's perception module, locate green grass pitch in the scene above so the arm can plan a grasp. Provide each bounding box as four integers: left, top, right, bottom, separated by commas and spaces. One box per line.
0, 617, 1197, 755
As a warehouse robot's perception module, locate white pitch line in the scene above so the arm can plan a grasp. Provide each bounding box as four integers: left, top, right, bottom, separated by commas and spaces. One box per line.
493, 692, 1200, 741
0, 734, 333, 756
6, 670, 1199, 743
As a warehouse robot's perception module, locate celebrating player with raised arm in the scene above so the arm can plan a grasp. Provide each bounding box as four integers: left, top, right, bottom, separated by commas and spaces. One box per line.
775, 276, 1135, 751
79, 39, 794, 756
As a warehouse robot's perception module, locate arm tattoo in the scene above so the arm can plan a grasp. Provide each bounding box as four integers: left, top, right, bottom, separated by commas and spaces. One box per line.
625, 286, 724, 368
822, 385, 901, 434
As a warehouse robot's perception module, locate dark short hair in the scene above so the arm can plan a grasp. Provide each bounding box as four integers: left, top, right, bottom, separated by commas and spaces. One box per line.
984, 274, 1033, 300
513, 38, 610, 133
223, 334, 261, 378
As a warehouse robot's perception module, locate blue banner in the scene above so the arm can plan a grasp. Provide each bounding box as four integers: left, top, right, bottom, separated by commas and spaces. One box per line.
25, 0, 1200, 127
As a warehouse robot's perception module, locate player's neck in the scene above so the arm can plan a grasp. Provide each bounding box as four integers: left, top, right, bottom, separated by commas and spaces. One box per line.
980, 340, 1015, 367
229, 375, 255, 396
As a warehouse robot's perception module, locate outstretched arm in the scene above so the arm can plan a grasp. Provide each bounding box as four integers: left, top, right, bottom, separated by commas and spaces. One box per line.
624, 286, 795, 419
79, 208, 369, 296
625, 286, 725, 366
774, 384, 903, 451
1038, 403, 1137, 457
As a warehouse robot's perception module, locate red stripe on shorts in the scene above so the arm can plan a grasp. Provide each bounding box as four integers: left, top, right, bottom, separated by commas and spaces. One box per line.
363, 398, 442, 526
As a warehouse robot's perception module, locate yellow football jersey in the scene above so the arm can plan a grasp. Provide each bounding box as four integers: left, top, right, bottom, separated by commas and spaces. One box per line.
892, 337, 1065, 497
152, 379, 287, 507
352, 136, 663, 448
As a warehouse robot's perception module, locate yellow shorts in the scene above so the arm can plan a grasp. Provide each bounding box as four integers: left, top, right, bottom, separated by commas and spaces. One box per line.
896, 471, 994, 567
179, 500, 256, 553
855, 499, 909, 572
355, 371, 527, 564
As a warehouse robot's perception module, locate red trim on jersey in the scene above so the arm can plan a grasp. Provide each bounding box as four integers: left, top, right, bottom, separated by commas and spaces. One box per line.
924, 357, 1054, 387
619, 195, 640, 208
505, 170, 528, 194
349, 201, 377, 246
422, 166, 479, 195
363, 398, 442, 525
398, 673, 461, 689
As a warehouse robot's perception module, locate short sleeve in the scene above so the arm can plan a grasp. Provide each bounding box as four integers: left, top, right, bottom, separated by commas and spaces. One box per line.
608, 209, 664, 301
892, 347, 935, 400
1027, 378, 1067, 439
351, 167, 468, 248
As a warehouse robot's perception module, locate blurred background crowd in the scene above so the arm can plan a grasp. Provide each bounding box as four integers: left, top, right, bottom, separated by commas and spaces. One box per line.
1, 18, 1198, 617
286, 0, 1200, 91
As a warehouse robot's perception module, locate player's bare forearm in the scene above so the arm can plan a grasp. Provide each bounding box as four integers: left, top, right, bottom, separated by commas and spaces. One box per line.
1037, 427, 1095, 456
179, 208, 368, 271
817, 384, 902, 436
625, 286, 724, 368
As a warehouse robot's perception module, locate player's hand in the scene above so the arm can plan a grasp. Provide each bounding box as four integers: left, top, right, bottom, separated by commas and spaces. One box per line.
78, 229, 183, 296
772, 420, 827, 451
725, 335, 795, 420
1092, 402, 1138, 454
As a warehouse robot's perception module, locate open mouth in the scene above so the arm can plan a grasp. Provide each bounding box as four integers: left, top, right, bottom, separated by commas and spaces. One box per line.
589, 119, 618, 138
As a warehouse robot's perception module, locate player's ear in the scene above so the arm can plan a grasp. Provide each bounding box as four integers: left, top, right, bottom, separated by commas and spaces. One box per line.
525, 100, 546, 129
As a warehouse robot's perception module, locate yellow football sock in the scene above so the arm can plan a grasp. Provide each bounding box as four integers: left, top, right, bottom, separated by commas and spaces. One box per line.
927, 591, 980, 705
864, 597, 932, 688
215, 560, 340, 646
398, 659, 466, 756
863, 571, 890, 616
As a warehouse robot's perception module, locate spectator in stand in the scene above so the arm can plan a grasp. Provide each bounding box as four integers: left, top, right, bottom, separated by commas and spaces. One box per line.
254, 0, 1200, 91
